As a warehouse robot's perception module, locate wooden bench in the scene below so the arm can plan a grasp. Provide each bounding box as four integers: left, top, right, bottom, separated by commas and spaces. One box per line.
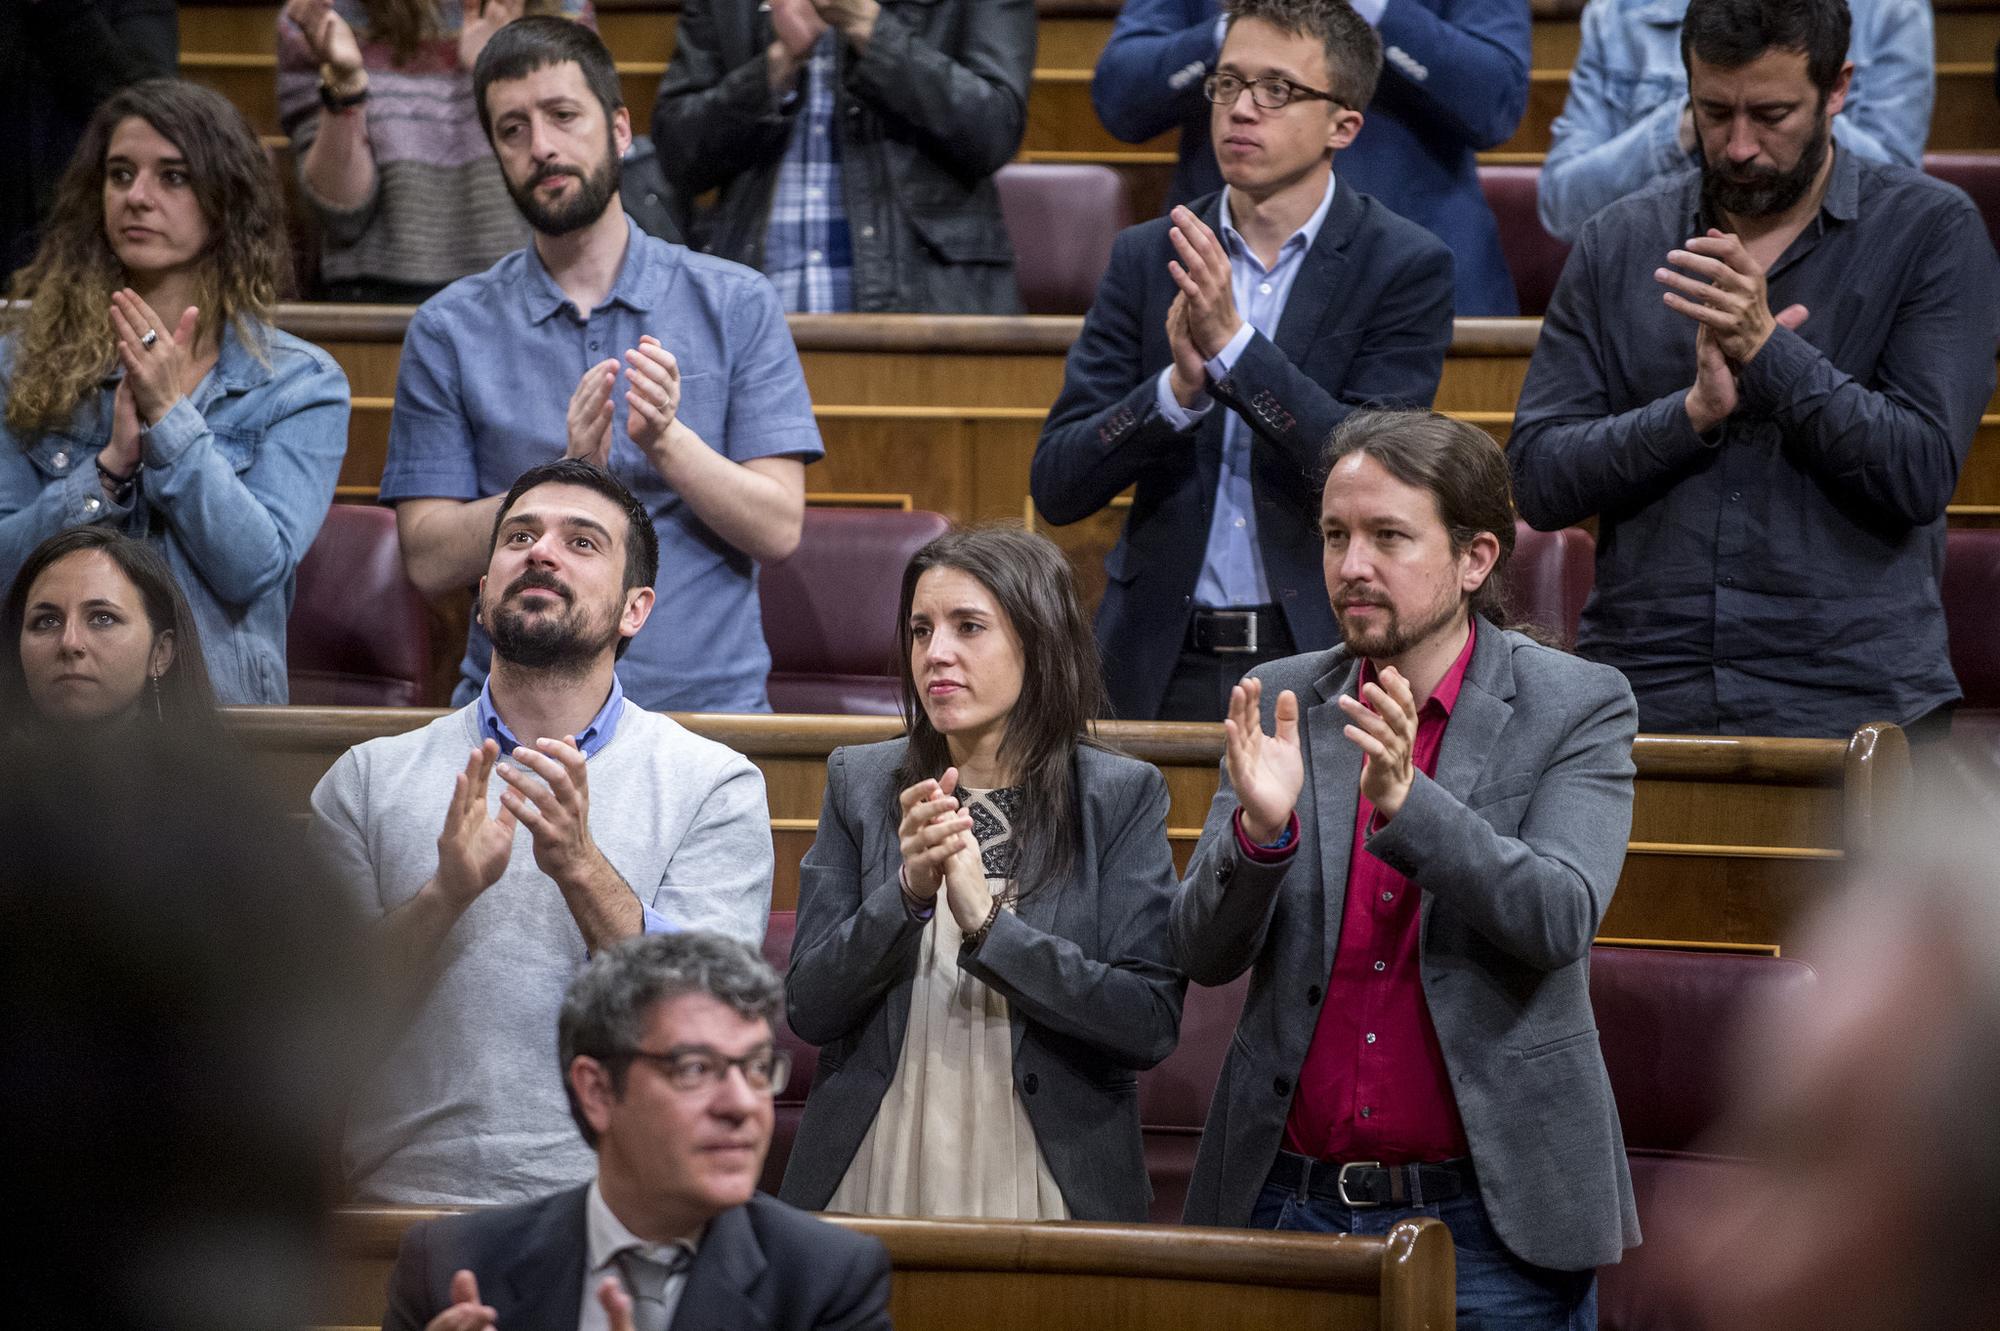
322, 1207, 1456, 1331
222, 707, 1909, 952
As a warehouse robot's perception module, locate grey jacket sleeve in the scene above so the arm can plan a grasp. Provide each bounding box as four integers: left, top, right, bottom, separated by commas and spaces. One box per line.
1171, 751, 1295, 988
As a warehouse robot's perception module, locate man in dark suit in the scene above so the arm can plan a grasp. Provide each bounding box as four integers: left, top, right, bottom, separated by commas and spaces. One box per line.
1174, 410, 1640, 1329
1032, 0, 1454, 723
382, 932, 891, 1331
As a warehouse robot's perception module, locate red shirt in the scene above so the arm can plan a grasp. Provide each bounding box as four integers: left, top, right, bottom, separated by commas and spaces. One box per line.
1281, 622, 1478, 1164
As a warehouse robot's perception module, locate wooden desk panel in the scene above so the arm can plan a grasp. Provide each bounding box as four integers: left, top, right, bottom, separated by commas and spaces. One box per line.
227, 707, 1907, 950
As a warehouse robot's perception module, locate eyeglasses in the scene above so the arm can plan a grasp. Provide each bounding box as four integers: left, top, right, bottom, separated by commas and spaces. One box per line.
606, 1044, 792, 1094
1202, 72, 1347, 111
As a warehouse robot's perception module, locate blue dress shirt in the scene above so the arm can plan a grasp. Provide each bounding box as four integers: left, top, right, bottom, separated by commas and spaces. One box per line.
1155, 174, 1336, 608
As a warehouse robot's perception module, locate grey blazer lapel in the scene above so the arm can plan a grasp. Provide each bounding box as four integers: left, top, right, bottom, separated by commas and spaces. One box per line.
669, 1206, 770, 1331
1305, 655, 1364, 976
1420, 622, 1515, 941
502, 1185, 591, 1331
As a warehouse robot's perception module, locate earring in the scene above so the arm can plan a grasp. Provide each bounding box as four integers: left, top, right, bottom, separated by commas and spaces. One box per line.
151, 672, 163, 722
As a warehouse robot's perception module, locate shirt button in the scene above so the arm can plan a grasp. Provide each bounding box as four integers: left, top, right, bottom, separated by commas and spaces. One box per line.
1373, 960, 1386, 973
1258, 282, 1272, 295
1273, 1076, 1292, 1097
1729, 490, 1742, 502
812, 124, 827, 136
809, 249, 823, 263
52, 451, 68, 469
1360, 1106, 1373, 1118
1233, 517, 1245, 528
1722, 576, 1736, 587
1022, 1073, 1039, 1094
84, 497, 100, 513
1381, 891, 1393, 902
1306, 985, 1323, 1006
1365, 1033, 1377, 1044
860, 225, 876, 239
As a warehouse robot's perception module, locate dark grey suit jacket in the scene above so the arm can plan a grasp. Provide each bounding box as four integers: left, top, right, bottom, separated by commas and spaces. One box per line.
779, 738, 1186, 1220
1173, 621, 1643, 1271
381, 1185, 890, 1331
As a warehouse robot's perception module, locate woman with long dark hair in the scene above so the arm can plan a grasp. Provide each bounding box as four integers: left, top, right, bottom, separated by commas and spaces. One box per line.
0, 79, 350, 704
2, 526, 216, 733
782, 524, 1185, 1221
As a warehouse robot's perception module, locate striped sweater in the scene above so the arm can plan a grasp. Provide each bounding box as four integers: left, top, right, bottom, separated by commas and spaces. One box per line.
275, 1, 596, 293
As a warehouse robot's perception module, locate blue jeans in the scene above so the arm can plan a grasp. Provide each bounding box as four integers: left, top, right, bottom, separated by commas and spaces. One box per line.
1249, 1178, 1597, 1330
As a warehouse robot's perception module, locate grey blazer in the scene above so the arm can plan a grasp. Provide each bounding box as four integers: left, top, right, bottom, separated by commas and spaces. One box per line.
779, 738, 1186, 1221
1173, 620, 1643, 1272
381, 1185, 890, 1331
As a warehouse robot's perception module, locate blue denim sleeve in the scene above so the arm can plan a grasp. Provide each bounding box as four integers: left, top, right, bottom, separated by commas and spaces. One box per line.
1537, 1, 1693, 241
1091, 0, 1221, 145
139, 335, 349, 607
1831, 0, 1934, 168
1372, 0, 1531, 150
722, 274, 824, 464
381, 303, 484, 502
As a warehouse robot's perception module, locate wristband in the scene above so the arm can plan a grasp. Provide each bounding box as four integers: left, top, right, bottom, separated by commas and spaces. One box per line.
319, 79, 370, 112
96, 456, 140, 504
963, 897, 1003, 952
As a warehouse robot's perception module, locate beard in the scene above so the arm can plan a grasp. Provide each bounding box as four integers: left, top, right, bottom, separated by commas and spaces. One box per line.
506, 132, 620, 237
1334, 579, 1467, 662
1698, 108, 1831, 218
486, 571, 622, 676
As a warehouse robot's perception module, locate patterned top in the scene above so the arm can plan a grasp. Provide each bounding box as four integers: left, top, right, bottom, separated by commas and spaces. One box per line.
760, 31, 854, 312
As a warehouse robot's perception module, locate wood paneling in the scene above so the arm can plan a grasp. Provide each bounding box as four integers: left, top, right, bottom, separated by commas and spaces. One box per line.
226, 707, 1910, 951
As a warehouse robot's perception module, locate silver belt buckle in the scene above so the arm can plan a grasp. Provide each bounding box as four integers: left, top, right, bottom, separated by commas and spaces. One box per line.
1336, 1160, 1382, 1208
1211, 608, 1260, 655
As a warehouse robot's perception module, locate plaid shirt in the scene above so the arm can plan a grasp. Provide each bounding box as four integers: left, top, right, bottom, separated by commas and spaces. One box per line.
762, 32, 854, 312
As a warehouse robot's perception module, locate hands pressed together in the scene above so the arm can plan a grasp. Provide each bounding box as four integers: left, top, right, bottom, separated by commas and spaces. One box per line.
1223, 667, 1422, 850
1655, 229, 1810, 434
897, 769, 995, 935
1163, 206, 1244, 409
422, 1270, 644, 1331
433, 734, 609, 908
566, 336, 686, 467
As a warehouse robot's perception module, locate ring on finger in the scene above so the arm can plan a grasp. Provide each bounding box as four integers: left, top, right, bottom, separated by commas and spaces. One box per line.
140, 328, 159, 349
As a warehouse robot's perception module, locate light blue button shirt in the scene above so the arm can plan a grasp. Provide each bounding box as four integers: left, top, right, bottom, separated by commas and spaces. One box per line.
1154, 173, 1337, 607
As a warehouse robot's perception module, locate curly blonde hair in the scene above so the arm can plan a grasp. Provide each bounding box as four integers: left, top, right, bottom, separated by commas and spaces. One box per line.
3, 80, 289, 440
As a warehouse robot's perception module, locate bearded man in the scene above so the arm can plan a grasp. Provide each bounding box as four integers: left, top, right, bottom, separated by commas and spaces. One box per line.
311, 459, 775, 1205
1174, 409, 1641, 1331
381, 16, 824, 714
1509, 0, 2000, 740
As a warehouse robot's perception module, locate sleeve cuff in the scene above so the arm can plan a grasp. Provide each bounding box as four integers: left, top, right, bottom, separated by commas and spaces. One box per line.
1204, 321, 1256, 382
1155, 367, 1212, 428
140, 395, 205, 469
641, 904, 676, 934
1233, 808, 1300, 862
1737, 324, 1819, 416
1350, 0, 1388, 25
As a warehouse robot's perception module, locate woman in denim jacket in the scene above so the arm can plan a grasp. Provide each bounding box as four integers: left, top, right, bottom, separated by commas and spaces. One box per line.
0, 79, 350, 704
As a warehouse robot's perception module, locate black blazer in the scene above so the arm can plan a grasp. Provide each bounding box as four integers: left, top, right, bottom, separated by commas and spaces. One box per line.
779, 739, 1185, 1221
381, 1185, 891, 1331
1029, 184, 1454, 719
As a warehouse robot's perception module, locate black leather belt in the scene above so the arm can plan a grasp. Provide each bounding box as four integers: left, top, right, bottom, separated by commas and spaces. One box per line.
1186, 605, 1284, 655
1266, 1150, 1478, 1209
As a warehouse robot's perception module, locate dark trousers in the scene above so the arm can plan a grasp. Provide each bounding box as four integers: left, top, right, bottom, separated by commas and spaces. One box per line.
1157, 629, 1298, 722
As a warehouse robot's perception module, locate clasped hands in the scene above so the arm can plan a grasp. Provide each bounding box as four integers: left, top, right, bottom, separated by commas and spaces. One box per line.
1654, 229, 1810, 434
896, 769, 994, 935
1225, 671, 1420, 846
566, 335, 687, 467
433, 734, 607, 908
1165, 205, 1246, 409
769, 0, 881, 60
425, 1269, 647, 1331
101, 288, 203, 481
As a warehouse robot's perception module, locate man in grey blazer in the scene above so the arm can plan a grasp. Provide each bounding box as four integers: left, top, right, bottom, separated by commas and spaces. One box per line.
383, 932, 891, 1331
1175, 409, 1640, 1329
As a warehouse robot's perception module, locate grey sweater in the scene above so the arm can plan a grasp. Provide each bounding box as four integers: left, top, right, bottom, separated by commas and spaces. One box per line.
310, 702, 773, 1205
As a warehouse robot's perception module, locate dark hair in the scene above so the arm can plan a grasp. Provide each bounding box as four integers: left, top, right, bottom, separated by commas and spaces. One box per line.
486, 459, 659, 661
1318, 409, 1516, 624
1680, 0, 1853, 96
1224, 0, 1383, 111
473, 15, 625, 140
895, 525, 1107, 899
5, 79, 289, 438
1, 527, 218, 729
558, 932, 783, 1149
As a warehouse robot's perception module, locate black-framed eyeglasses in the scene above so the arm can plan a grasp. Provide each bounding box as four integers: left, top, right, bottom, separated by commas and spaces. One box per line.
1202, 72, 1348, 112
604, 1044, 792, 1094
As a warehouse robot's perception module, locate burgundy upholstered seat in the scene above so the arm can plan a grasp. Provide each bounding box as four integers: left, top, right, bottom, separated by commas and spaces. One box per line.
1924, 152, 2000, 257
286, 504, 432, 706
760, 911, 817, 1197
1477, 164, 1573, 317
1944, 527, 2000, 758
994, 163, 1133, 315
759, 507, 951, 716
1506, 521, 1596, 648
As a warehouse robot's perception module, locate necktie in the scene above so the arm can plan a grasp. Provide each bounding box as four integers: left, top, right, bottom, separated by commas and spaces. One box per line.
613, 1245, 690, 1331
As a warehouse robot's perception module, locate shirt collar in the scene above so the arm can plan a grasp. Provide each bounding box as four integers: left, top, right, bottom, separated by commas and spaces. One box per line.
584, 1178, 703, 1276
522, 213, 659, 325
476, 671, 626, 759
1359, 617, 1478, 717
1218, 171, 1338, 268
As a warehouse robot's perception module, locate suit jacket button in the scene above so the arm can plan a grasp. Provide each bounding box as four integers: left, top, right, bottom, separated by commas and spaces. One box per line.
1306, 985, 1323, 1006
1216, 860, 1234, 884
1273, 1076, 1291, 1097
1023, 1073, 1040, 1094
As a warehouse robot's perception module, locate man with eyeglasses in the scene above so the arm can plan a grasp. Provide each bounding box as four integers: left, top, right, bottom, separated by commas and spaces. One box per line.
312, 459, 775, 1207
383, 932, 893, 1331
1034, 0, 1454, 724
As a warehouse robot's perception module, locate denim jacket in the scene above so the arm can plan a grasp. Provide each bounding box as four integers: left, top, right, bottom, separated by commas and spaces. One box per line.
0, 321, 350, 703
1537, 0, 1934, 241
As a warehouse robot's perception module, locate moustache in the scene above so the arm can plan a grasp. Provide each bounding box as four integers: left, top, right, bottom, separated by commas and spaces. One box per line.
1336, 589, 1390, 609
528, 162, 585, 189
505, 570, 573, 602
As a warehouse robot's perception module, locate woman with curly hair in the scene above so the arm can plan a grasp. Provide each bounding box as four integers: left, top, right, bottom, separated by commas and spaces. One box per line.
0, 78, 351, 704
278, 0, 595, 302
